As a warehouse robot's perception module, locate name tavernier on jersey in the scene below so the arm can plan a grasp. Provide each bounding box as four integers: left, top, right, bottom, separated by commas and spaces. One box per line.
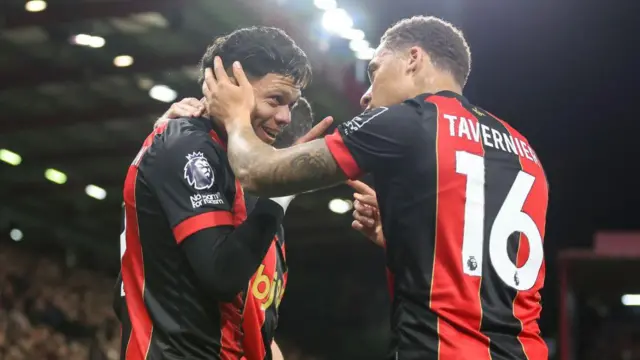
324, 91, 548, 360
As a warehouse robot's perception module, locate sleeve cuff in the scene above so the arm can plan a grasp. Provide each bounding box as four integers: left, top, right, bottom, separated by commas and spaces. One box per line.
173, 211, 233, 244
324, 130, 363, 179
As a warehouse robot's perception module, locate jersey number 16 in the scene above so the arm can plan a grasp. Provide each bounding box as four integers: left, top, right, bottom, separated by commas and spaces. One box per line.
456, 151, 544, 291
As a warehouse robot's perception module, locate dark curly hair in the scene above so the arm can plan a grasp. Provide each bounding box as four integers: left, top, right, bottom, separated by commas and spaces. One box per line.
199, 26, 312, 89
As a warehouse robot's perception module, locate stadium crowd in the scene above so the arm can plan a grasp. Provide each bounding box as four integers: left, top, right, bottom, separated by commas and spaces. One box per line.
0, 243, 119, 360
0, 242, 325, 360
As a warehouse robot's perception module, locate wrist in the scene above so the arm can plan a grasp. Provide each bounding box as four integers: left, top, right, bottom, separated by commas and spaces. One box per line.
224, 113, 252, 134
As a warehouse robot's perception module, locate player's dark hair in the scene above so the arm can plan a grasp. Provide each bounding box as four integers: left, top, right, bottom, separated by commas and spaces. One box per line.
199, 26, 312, 88
381, 16, 471, 87
273, 97, 314, 149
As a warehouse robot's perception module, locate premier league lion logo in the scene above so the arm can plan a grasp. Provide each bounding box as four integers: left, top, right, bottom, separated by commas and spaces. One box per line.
184, 152, 215, 190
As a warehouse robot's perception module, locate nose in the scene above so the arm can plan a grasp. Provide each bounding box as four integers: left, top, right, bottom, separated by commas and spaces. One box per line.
274, 106, 292, 127
360, 86, 372, 110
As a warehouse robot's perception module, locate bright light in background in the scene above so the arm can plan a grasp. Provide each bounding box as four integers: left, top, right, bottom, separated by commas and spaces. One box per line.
322, 8, 353, 35
328, 198, 352, 214
340, 28, 365, 41
9, 229, 23, 242
45, 168, 67, 184
85, 184, 107, 200
355, 47, 376, 60
149, 85, 177, 103
0, 149, 22, 166
71, 34, 105, 48
313, 0, 336, 10
314, 1, 376, 62
622, 294, 640, 306
349, 39, 369, 53
113, 55, 134, 67
25, 0, 47, 12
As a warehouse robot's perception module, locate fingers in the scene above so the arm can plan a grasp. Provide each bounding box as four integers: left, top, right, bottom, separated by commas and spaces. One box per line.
293, 116, 334, 145
352, 208, 375, 227
212, 56, 231, 84
180, 98, 205, 116
231, 61, 251, 88
168, 102, 203, 118
346, 180, 375, 196
353, 192, 378, 207
353, 199, 373, 217
352, 220, 364, 231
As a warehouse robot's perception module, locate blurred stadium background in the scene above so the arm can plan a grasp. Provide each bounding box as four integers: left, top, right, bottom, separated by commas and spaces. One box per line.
0, 0, 638, 359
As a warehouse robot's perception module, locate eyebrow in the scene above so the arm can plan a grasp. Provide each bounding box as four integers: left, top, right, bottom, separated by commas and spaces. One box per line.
367, 62, 378, 80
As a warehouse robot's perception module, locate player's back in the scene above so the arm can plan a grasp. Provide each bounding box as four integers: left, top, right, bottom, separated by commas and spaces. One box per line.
380, 92, 548, 360
119, 118, 244, 360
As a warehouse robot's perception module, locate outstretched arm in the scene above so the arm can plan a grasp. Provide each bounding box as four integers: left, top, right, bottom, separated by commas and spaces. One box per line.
226, 127, 346, 197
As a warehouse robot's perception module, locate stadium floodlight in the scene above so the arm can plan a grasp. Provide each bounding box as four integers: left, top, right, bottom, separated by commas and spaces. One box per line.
149, 85, 178, 103
113, 55, 134, 67
349, 39, 370, 53
85, 184, 107, 200
355, 47, 376, 60
72, 34, 105, 48
321, 8, 353, 35
9, 229, 23, 242
340, 28, 365, 41
313, 0, 336, 11
622, 294, 640, 306
71, 34, 105, 48
328, 198, 352, 214
45, 168, 67, 184
25, 0, 47, 12
0, 149, 22, 166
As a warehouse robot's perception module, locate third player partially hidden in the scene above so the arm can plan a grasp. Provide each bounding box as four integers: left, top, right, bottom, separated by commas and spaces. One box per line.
203, 16, 549, 360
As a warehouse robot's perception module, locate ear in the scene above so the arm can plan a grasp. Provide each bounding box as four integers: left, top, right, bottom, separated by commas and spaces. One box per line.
407, 46, 424, 73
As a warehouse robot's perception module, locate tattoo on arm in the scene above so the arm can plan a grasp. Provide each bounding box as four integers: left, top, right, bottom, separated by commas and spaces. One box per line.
227, 126, 346, 197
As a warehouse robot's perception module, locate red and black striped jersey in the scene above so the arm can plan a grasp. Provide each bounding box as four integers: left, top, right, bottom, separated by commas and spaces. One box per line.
325, 91, 548, 360
117, 117, 287, 360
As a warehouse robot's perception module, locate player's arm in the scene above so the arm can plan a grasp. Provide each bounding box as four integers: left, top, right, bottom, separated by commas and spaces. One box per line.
225, 103, 422, 197
147, 130, 285, 300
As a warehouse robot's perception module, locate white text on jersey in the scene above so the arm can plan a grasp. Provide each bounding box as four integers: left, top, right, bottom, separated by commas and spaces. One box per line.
444, 114, 539, 165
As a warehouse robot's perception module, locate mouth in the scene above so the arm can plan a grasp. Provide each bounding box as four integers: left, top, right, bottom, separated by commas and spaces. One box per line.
260, 125, 280, 142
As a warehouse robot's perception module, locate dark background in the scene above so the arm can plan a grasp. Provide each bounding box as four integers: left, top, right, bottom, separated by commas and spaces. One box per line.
0, 0, 638, 359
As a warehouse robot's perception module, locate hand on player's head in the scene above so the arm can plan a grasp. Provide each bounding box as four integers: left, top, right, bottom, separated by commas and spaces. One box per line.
202, 57, 255, 131
155, 98, 206, 129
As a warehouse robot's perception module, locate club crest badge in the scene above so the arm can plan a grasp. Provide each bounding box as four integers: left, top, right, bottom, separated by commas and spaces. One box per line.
184, 152, 214, 190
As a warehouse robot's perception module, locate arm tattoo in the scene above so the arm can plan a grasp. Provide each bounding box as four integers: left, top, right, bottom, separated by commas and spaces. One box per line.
226, 125, 346, 197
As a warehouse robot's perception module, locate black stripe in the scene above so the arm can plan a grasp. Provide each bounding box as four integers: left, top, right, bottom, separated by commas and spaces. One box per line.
470, 106, 527, 360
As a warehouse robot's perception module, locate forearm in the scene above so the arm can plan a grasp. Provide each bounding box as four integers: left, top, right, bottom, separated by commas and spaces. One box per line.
226, 122, 346, 197
182, 199, 284, 299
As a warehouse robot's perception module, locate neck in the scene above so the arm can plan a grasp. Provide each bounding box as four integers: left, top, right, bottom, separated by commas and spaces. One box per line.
413, 73, 462, 98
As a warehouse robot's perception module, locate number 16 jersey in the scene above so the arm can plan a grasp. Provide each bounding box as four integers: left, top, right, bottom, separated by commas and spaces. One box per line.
324, 91, 549, 360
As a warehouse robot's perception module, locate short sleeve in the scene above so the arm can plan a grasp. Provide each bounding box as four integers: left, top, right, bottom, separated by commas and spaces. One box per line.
145, 131, 234, 244
324, 100, 424, 179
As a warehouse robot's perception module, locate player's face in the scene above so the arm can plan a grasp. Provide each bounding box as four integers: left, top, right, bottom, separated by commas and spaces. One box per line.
360, 86, 372, 110
367, 45, 419, 108
249, 74, 301, 145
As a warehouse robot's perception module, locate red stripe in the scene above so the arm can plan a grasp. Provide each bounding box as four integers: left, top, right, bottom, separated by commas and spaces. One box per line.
428, 95, 490, 359
218, 179, 248, 359
500, 120, 549, 360
324, 130, 362, 179
122, 165, 153, 360
210, 130, 227, 150
172, 211, 233, 244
